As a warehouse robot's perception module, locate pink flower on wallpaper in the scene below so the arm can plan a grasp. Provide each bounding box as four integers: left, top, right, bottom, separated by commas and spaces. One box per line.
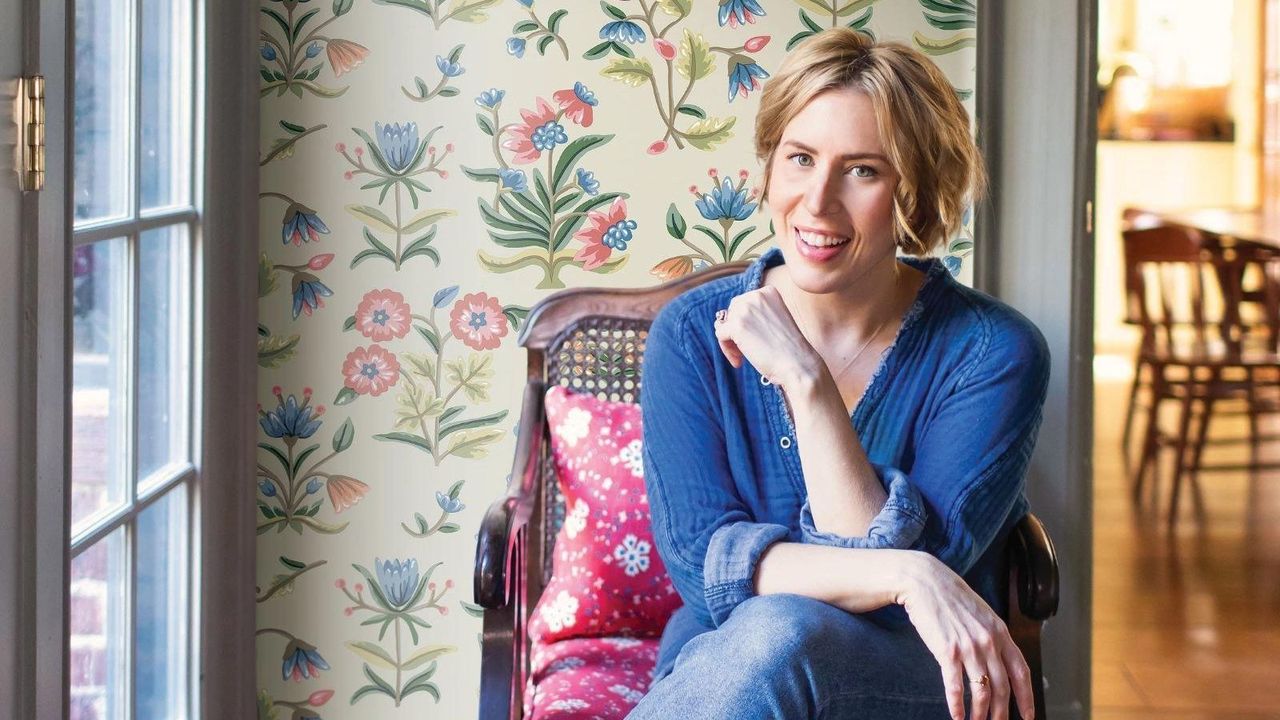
325, 38, 369, 77
325, 474, 369, 513
449, 293, 510, 351
355, 289, 412, 341
573, 198, 635, 271
342, 345, 400, 397
502, 97, 564, 164
553, 82, 599, 128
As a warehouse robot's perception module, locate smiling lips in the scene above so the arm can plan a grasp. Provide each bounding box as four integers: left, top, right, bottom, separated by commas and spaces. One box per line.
794, 225, 851, 262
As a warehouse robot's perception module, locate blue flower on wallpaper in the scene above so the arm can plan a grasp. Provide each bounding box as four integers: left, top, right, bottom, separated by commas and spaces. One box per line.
373, 121, 420, 174
281, 204, 330, 246
375, 558, 421, 610
576, 168, 600, 196
506, 37, 526, 58
291, 275, 334, 319
727, 57, 769, 101
599, 20, 646, 44
696, 177, 756, 221
570, 81, 598, 107
530, 119, 568, 151
305, 477, 323, 495
260, 45, 277, 61
435, 54, 465, 78
602, 218, 638, 251
281, 639, 330, 682
498, 168, 528, 192
259, 392, 323, 439
304, 42, 322, 59
435, 491, 465, 514
943, 255, 963, 276
258, 480, 276, 497
475, 88, 506, 109
718, 0, 766, 28
514, 0, 533, 6
432, 285, 460, 309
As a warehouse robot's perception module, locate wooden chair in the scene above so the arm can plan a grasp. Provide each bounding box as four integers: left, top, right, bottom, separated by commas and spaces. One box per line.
1122, 225, 1280, 523
473, 263, 1060, 720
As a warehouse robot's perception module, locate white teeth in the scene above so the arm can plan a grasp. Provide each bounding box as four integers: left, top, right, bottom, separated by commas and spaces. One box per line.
796, 228, 850, 248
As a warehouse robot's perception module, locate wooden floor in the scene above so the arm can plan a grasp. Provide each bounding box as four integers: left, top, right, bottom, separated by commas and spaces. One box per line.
1092, 353, 1280, 719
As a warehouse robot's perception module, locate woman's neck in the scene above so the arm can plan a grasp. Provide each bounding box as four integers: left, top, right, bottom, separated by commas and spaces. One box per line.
767, 252, 922, 350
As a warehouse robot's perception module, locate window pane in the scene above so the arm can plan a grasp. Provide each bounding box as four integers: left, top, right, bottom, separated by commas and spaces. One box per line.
74, 0, 132, 225
139, 0, 191, 211
138, 226, 190, 482
72, 239, 131, 531
136, 484, 189, 719
70, 528, 127, 720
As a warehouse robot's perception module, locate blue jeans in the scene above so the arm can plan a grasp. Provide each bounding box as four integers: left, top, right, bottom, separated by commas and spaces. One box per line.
626, 594, 953, 719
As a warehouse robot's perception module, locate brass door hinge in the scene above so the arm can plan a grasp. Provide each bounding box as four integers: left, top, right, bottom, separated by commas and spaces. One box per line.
17, 75, 45, 192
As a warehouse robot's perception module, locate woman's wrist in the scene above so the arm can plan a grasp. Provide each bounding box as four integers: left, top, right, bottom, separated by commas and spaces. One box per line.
891, 550, 938, 606
778, 353, 830, 398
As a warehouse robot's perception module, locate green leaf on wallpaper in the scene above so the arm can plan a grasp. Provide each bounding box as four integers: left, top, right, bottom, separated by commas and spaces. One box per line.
600, 1, 627, 20
334, 386, 359, 405
447, 0, 504, 23
438, 87, 460, 98
506, 190, 552, 226
404, 353, 436, 381
259, 67, 275, 84
693, 225, 726, 257
548, 9, 568, 32
446, 44, 464, 64
445, 354, 495, 403
513, 20, 540, 33
461, 600, 485, 617
583, 41, 612, 61
347, 641, 397, 670
554, 191, 582, 213
836, 0, 879, 18
375, 431, 434, 453
501, 305, 530, 331
600, 57, 654, 87
537, 35, 556, 55
333, 417, 355, 453
342, 315, 356, 332
401, 669, 441, 700
292, 9, 319, 41
728, 225, 757, 258
950, 239, 974, 254
682, 116, 736, 151
447, 479, 465, 500
403, 645, 456, 671
402, 208, 455, 234
475, 114, 496, 137
797, 9, 822, 33
260, 7, 291, 36
657, 0, 691, 17
551, 134, 612, 191
257, 253, 278, 297
415, 325, 443, 354
402, 233, 441, 265
912, 31, 976, 56
346, 205, 397, 234
371, 0, 432, 15
677, 29, 714, 81
439, 410, 508, 441
666, 203, 687, 239
676, 103, 706, 119
333, 0, 354, 15
257, 334, 300, 368
279, 555, 307, 571
439, 406, 464, 425
497, 194, 550, 234
555, 191, 625, 251
445, 429, 505, 459
292, 444, 320, 477
257, 690, 280, 720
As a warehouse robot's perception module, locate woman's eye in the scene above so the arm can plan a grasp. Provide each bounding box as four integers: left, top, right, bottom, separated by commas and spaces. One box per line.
788, 153, 813, 167
849, 165, 877, 178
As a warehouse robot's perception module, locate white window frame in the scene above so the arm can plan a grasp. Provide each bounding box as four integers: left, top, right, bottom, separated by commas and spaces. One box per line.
5, 0, 259, 717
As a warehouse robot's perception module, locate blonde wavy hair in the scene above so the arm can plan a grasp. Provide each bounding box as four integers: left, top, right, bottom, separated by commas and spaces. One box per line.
754, 28, 984, 256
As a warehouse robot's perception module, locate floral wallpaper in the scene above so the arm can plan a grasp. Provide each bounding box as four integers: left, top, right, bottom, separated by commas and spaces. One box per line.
255, 0, 978, 717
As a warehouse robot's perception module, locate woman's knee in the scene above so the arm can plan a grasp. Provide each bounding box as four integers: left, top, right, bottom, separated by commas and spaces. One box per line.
722, 593, 851, 662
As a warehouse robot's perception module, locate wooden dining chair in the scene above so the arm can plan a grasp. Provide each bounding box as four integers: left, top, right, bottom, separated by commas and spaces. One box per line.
1122, 225, 1280, 523
473, 263, 1061, 720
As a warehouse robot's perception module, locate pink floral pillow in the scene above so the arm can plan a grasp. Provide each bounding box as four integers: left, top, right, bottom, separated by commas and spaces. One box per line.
528, 385, 681, 644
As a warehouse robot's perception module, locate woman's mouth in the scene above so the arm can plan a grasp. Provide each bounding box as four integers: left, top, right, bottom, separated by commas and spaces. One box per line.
794, 226, 851, 262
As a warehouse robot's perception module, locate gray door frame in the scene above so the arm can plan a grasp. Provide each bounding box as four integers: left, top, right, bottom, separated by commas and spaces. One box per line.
976, 0, 1097, 717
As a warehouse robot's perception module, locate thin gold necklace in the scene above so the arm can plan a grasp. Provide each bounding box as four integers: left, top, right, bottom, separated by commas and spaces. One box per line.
793, 270, 903, 384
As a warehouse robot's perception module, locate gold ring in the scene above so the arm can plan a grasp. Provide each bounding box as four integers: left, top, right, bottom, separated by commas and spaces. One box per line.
715, 309, 727, 323
971, 674, 990, 688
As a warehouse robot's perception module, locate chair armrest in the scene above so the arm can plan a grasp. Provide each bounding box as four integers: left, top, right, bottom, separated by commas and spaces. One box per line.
1007, 512, 1059, 621
474, 378, 546, 610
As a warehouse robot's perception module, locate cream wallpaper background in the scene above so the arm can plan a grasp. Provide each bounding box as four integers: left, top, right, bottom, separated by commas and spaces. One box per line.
254, 1, 979, 717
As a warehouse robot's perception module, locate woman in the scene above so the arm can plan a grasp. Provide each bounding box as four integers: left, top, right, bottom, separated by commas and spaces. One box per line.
630, 29, 1048, 720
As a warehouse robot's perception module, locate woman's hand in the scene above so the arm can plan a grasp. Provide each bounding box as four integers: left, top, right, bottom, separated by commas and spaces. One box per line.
898, 552, 1036, 720
713, 286, 820, 389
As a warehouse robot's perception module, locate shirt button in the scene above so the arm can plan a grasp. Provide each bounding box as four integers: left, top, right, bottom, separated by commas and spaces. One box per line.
779, 436, 791, 449
760, 375, 772, 386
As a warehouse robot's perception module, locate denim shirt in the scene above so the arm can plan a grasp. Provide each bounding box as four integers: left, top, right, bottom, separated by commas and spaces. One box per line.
639, 247, 1050, 678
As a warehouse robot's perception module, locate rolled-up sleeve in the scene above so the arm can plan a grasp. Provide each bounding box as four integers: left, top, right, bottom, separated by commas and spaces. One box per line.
641, 303, 789, 628
798, 464, 927, 549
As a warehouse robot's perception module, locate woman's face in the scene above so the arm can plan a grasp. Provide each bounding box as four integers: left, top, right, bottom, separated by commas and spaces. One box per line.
766, 87, 900, 295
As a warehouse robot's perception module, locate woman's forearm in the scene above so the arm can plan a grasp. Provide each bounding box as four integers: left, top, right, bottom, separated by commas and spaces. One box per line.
782, 366, 887, 536
754, 541, 917, 612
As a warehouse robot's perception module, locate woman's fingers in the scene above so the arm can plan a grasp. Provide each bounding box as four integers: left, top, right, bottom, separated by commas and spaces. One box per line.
940, 652, 966, 720
984, 653, 1012, 720
1002, 639, 1036, 719
712, 316, 742, 368
963, 642, 992, 720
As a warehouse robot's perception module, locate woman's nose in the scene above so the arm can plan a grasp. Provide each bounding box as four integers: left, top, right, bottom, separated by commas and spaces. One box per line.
802, 171, 841, 216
